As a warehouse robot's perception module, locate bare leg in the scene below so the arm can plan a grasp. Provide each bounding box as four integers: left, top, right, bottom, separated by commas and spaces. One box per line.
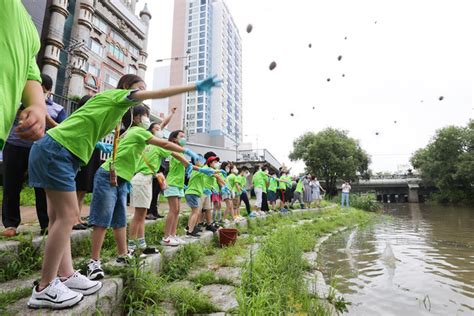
113, 227, 128, 256
164, 197, 179, 237
76, 191, 86, 224
90, 226, 107, 261
187, 207, 200, 232
38, 190, 77, 289
129, 207, 147, 239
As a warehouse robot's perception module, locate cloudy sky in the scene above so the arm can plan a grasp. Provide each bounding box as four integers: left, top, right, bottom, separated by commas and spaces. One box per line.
141, 0, 473, 174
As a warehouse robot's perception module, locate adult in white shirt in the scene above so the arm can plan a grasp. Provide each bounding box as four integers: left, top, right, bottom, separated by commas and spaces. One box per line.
341, 181, 351, 208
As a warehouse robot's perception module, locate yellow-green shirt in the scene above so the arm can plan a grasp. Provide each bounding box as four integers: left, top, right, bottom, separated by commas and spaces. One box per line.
48, 89, 139, 165
166, 154, 186, 189
102, 126, 152, 182
0, 0, 42, 149
136, 145, 171, 175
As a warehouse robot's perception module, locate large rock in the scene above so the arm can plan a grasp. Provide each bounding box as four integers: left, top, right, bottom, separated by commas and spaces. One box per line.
199, 284, 238, 312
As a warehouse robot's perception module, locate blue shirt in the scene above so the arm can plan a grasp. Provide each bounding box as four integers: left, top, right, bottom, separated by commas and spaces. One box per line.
6, 98, 67, 148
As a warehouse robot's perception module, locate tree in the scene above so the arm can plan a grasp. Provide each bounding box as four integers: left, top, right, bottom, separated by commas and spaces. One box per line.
289, 128, 370, 195
411, 120, 474, 204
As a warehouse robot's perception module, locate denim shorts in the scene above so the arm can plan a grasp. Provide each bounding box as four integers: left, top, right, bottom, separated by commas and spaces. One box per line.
185, 194, 201, 208
268, 190, 277, 202
164, 186, 184, 198
88, 168, 128, 228
28, 134, 81, 191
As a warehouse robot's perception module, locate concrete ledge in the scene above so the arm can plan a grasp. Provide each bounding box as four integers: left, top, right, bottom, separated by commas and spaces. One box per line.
6, 278, 123, 316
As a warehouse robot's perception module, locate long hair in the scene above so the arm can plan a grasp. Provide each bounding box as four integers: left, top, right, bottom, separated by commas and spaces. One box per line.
168, 130, 184, 144
117, 74, 143, 89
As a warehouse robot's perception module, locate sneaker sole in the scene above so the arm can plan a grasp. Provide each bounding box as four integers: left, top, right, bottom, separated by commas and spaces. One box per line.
88, 271, 104, 281
160, 241, 179, 247
68, 280, 103, 296
28, 293, 83, 310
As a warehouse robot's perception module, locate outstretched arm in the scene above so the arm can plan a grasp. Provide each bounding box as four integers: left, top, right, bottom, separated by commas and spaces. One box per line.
160, 106, 177, 130
148, 136, 185, 153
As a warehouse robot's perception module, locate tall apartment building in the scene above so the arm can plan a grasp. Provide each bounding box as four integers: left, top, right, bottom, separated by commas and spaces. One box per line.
25, 0, 152, 98
167, 0, 242, 148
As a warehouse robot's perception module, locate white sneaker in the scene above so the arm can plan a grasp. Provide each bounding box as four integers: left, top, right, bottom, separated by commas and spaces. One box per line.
160, 236, 179, 247
28, 278, 83, 310
86, 260, 104, 280
62, 271, 102, 296
172, 235, 187, 245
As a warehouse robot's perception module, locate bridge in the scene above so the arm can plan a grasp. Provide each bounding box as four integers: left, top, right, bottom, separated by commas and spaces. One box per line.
349, 177, 436, 203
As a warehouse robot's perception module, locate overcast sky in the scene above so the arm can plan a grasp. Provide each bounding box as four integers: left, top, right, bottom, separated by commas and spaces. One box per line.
141, 0, 473, 174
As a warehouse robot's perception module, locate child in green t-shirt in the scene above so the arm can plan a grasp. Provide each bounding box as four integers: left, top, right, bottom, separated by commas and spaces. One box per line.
86, 105, 201, 280
27, 73, 221, 309
184, 156, 225, 238
1, 0, 46, 151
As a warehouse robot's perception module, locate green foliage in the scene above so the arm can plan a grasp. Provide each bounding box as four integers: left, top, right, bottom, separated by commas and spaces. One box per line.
168, 285, 218, 315
190, 270, 234, 287
411, 120, 474, 204
289, 128, 371, 195
216, 239, 246, 267
330, 193, 381, 212
237, 208, 371, 314
0, 287, 31, 313
0, 234, 44, 282
162, 243, 205, 281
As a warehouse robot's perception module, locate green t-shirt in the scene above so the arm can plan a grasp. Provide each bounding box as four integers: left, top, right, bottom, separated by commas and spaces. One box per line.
0, 0, 42, 149
268, 176, 278, 192
252, 171, 265, 189
47, 89, 139, 165
295, 179, 304, 193
136, 145, 171, 175
166, 154, 186, 189
279, 176, 287, 190
262, 173, 269, 193
226, 173, 237, 192
203, 167, 217, 190
237, 175, 247, 189
186, 168, 210, 196
101, 126, 152, 182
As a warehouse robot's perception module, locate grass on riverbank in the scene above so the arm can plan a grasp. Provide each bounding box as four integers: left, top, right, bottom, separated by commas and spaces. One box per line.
237, 207, 371, 314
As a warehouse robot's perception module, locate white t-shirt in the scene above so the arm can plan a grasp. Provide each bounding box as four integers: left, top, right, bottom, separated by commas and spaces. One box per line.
342, 183, 351, 193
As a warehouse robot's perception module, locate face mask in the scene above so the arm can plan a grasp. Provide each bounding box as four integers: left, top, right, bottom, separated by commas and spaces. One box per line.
225, 167, 230, 173
154, 130, 164, 138
232, 168, 238, 174
215, 162, 222, 169
264, 170, 269, 175
178, 138, 187, 146
245, 172, 250, 177
140, 116, 151, 129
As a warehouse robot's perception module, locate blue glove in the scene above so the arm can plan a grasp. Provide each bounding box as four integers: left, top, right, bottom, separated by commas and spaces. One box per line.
95, 142, 113, 154
196, 75, 222, 93
220, 169, 228, 177
212, 189, 218, 195
183, 148, 206, 165
203, 189, 212, 196
221, 185, 231, 195
185, 164, 193, 177
184, 185, 188, 190
198, 167, 216, 177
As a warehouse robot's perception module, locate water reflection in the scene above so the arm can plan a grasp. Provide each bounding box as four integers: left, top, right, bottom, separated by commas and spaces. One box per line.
318, 204, 474, 315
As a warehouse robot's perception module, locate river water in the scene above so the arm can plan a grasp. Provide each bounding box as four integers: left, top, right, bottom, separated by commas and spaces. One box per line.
318, 204, 474, 315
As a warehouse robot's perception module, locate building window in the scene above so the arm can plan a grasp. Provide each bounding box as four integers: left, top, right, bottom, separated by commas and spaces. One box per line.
111, 30, 127, 48
197, 112, 203, 119
92, 15, 108, 33
87, 63, 100, 77
197, 104, 203, 111
105, 73, 119, 87
201, 0, 206, 4
85, 75, 97, 88
108, 44, 125, 63
197, 120, 203, 127
129, 45, 139, 57
89, 39, 103, 57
